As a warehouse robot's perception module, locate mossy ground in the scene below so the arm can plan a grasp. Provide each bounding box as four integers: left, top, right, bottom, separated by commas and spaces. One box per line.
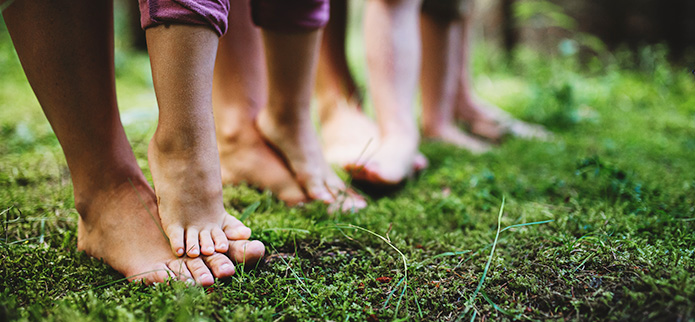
1, 12, 694, 322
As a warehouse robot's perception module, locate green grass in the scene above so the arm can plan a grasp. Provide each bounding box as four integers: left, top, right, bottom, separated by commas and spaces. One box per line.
2, 15, 695, 322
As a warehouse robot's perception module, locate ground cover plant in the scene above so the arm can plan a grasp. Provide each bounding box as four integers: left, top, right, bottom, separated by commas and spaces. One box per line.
1, 11, 695, 322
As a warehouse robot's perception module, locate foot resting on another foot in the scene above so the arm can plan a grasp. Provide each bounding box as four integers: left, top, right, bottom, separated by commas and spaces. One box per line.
148, 136, 252, 258
77, 177, 255, 286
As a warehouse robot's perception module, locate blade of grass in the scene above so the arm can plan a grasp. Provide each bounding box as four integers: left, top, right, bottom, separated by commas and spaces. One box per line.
239, 201, 260, 222
461, 197, 505, 320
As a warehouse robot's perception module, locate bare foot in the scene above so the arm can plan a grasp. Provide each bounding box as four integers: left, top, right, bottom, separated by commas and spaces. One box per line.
321, 103, 428, 185
256, 108, 366, 212
344, 131, 421, 185
76, 177, 240, 286
457, 98, 552, 142
422, 123, 491, 154
148, 137, 251, 258
217, 123, 308, 206
227, 239, 266, 268
321, 102, 380, 169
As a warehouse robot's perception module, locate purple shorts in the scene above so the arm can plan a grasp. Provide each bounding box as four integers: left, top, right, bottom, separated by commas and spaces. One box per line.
251, 0, 330, 32
139, 0, 231, 36
139, 0, 330, 36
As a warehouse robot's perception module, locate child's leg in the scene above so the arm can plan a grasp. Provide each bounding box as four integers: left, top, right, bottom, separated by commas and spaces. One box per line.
315, 0, 428, 180
252, 0, 366, 212
419, 0, 491, 152
2, 0, 239, 285
145, 24, 252, 258
345, 0, 423, 185
450, 0, 551, 141
212, 0, 307, 205
315, 0, 382, 173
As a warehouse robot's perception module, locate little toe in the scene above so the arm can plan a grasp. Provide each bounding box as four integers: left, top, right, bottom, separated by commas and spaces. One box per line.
185, 257, 215, 286
211, 229, 229, 253
223, 215, 252, 240
185, 228, 201, 257
228, 240, 266, 268
166, 225, 186, 257
202, 253, 236, 279
199, 230, 216, 256
128, 263, 172, 284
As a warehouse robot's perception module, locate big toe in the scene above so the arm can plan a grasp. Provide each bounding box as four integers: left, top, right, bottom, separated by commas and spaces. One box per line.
223, 215, 252, 240
413, 153, 429, 172
203, 253, 236, 279
228, 240, 266, 268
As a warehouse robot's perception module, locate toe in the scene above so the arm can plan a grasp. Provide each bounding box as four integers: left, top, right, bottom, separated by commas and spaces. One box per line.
329, 189, 366, 213
202, 253, 236, 279
227, 240, 266, 268
199, 230, 215, 256
222, 215, 252, 240
305, 181, 335, 203
211, 229, 229, 253
341, 190, 367, 212
128, 263, 173, 285
185, 228, 201, 257
185, 257, 215, 286
413, 153, 429, 172
167, 258, 194, 283
166, 225, 186, 257
277, 186, 308, 206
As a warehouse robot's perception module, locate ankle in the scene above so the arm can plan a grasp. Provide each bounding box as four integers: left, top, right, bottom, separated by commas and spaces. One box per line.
151, 127, 215, 156
74, 173, 150, 220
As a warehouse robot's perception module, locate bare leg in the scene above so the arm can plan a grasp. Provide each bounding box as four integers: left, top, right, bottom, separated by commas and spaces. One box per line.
213, 0, 307, 205
347, 0, 425, 185
2, 0, 247, 285
256, 29, 366, 212
453, 4, 551, 141
146, 25, 255, 258
419, 12, 490, 153
316, 0, 381, 171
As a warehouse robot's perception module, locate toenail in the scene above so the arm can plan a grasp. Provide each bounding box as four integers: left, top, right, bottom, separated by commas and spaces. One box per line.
221, 264, 233, 272
185, 279, 195, 286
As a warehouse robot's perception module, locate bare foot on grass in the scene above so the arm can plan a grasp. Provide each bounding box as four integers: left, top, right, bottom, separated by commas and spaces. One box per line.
217, 122, 308, 206
321, 104, 429, 185
422, 123, 491, 154
321, 102, 380, 169
148, 137, 251, 258
457, 98, 552, 142
256, 108, 366, 212
77, 177, 241, 286
342, 130, 423, 185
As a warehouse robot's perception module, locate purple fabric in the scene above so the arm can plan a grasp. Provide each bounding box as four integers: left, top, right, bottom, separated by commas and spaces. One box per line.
251, 0, 329, 31
139, 0, 230, 36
